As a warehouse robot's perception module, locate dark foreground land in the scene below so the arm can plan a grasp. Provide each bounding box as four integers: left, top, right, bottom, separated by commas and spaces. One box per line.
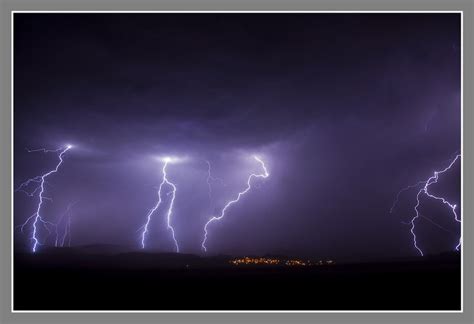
14, 248, 461, 311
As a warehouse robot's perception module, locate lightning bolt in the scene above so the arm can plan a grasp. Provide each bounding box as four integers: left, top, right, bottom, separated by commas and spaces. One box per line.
140, 158, 179, 252
392, 153, 461, 256
16, 145, 72, 252
201, 156, 269, 252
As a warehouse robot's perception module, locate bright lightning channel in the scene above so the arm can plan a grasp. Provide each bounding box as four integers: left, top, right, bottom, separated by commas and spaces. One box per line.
201, 156, 269, 252
16, 145, 72, 252
392, 153, 461, 256
140, 157, 179, 252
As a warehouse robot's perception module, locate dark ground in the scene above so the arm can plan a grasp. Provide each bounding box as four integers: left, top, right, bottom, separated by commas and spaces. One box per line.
14, 247, 461, 311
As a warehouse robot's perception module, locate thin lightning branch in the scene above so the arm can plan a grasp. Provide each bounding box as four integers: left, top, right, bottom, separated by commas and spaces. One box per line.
201, 156, 269, 252
17, 145, 72, 252
205, 160, 225, 207
60, 215, 72, 247
68, 216, 72, 247
394, 153, 461, 256
15, 177, 43, 197
400, 214, 455, 235
390, 181, 426, 214
205, 160, 214, 203
60, 219, 69, 247
55, 202, 78, 247
418, 214, 456, 235
25, 147, 64, 153
140, 159, 180, 252
17, 213, 38, 233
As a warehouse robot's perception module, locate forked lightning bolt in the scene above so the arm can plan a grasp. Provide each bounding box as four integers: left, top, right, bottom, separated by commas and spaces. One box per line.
16, 145, 72, 252
140, 158, 179, 252
392, 153, 461, 256
201, 156, 269, 252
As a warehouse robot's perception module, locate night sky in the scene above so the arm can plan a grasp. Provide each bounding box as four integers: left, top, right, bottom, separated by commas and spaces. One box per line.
14, 13, 461, 261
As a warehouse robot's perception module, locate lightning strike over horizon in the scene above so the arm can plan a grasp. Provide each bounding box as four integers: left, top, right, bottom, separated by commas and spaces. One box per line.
140, 157, 180, 252
201, 156, 270, 253
16, 145, 72, 252
392, 153, 461, 256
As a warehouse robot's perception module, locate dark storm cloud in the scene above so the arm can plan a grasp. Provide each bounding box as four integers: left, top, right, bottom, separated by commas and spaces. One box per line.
14, 13, 461, 259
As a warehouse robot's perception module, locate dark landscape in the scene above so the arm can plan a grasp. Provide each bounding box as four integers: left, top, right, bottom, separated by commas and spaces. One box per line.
14, 247, 461, 311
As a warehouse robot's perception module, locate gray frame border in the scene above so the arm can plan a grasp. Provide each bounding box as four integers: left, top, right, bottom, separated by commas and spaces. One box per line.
1, 1, 473, 323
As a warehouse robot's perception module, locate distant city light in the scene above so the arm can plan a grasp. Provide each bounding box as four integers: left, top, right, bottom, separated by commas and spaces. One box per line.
229, 257, 335, 267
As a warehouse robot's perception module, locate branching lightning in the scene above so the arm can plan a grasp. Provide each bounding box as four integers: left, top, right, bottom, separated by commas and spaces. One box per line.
201, 156, 269, 252
140, 157, 179, 252
391, 153, 461, 256
16, 145, 72, 252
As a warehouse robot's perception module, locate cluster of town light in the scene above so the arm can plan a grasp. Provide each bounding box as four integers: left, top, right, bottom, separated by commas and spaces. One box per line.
230, 257, 280, 265
284, 259, 307, 266
229, 257, 335, 266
